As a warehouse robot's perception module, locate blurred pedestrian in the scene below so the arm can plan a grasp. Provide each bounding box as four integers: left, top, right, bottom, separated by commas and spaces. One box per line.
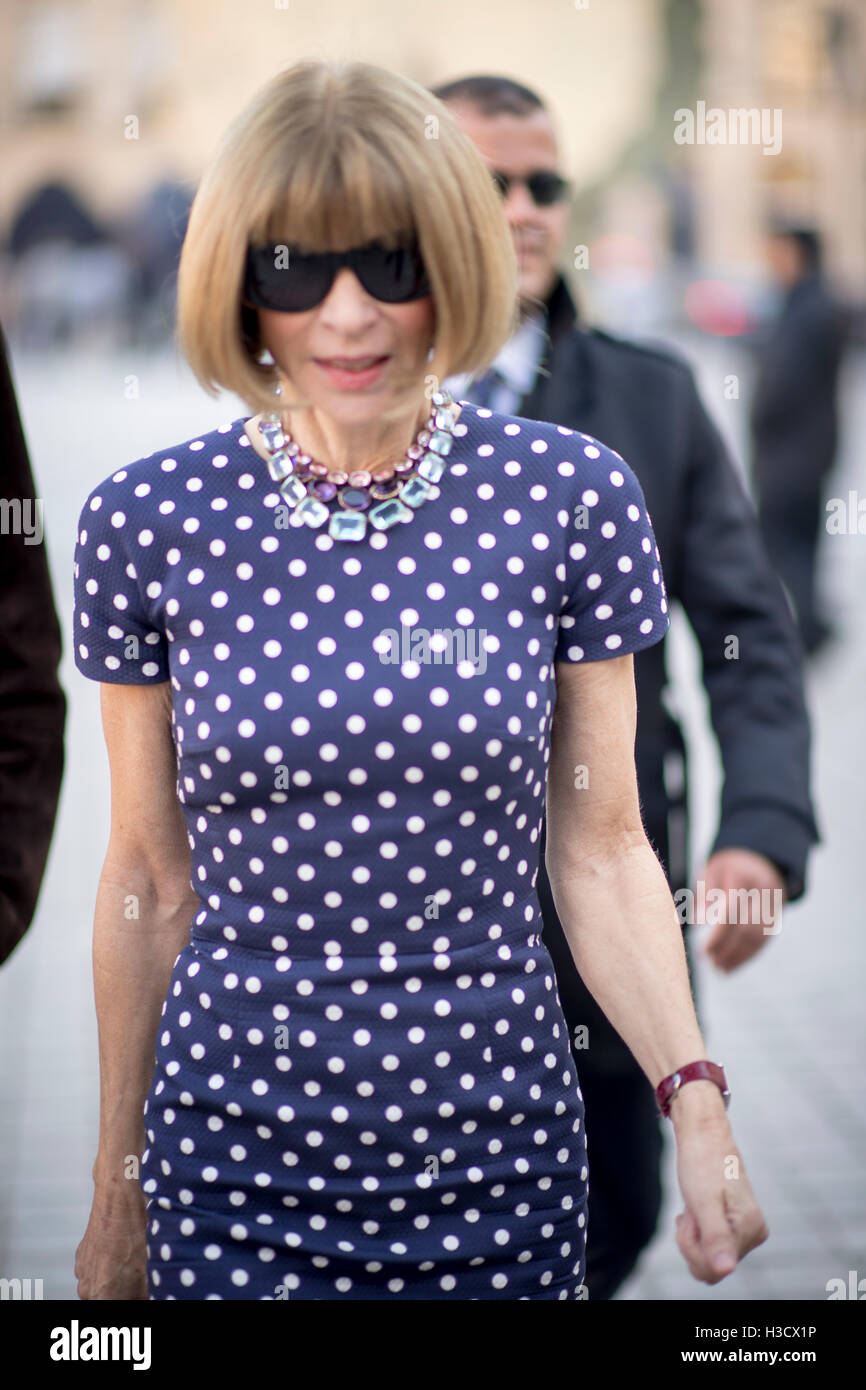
750, 226, 849, 656
115, 178, 193, 347
0, 324, 66, 964
434, 74, 819, 1300
5, 180, 132, 349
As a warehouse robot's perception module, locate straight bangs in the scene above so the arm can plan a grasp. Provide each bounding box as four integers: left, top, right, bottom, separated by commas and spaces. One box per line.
253, 131, 419, 254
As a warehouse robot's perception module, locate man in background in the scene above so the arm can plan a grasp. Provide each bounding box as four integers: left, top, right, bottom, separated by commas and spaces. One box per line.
433, 74, 820, 1299
750, 225, 849, 657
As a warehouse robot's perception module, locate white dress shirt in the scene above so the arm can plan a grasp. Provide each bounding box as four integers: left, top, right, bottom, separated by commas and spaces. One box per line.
445, 306, 549, 415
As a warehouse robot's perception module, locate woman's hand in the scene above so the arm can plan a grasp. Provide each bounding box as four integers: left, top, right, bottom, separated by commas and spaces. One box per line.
75, 1177, 149, 1300
670, 1083, 769, 1282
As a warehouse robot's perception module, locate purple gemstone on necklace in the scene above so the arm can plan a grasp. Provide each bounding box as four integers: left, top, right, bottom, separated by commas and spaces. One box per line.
339, 486, 371, 510
370, 480, 400, 500
312, 479, 338, 502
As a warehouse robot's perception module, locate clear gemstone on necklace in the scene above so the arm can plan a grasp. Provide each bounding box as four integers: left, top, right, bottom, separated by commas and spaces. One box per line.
295, 496, 329, 527
417, 451, 446, 484
329, 509, 367, 541
400, 475, 434, 508
368, 497, 413, 529
279, 475, 308, 505
348, 470, 372, 488
266, 451, 295, 483
427, 430, 454, 456
260, 421, 287, 451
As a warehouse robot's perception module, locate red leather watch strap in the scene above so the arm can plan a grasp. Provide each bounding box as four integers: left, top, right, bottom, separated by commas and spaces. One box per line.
655, 1060, 730, 1119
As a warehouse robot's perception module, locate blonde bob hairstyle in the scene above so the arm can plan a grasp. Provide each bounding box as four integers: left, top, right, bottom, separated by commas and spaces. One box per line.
176, 60, 520, 421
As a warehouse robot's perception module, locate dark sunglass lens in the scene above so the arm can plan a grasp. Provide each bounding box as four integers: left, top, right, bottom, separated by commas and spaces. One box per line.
528, 171, 568, 206
245, 245, 332, 311
358, 243, 430, 302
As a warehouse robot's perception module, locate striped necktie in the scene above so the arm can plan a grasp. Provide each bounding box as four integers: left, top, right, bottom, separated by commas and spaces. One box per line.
467, 366, 505, 409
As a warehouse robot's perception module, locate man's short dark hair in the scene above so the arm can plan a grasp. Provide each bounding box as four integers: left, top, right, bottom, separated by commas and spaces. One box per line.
769, 223, 822, 273
431, 75, 546, 117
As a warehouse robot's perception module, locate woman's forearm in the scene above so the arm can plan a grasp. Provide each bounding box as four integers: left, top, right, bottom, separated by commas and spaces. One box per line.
546, 833, 712, 1092
90, 864, 198, 1192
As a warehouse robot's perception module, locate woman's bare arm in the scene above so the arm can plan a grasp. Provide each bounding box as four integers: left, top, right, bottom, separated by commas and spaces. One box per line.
76, 679, 199, 1298
545, 653, 709, 1090
545, 654, 768, 1282
90, 679, 199, 1191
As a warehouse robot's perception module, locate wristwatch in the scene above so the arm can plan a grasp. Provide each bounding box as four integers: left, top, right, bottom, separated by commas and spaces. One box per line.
656, 1060, 730, 1119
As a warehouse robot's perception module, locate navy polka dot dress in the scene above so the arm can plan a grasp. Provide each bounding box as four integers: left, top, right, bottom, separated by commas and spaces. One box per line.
72, 400, 669, 1300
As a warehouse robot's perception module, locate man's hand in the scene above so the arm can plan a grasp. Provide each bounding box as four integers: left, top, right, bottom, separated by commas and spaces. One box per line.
695, 848, 787, 972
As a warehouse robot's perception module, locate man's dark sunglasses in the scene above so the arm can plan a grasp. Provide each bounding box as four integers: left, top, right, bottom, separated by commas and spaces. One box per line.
243, 238, 432, 313
490, 168, 571, 207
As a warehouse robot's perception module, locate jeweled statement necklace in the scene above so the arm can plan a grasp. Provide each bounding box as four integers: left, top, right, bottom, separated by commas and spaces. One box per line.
256, 386, 460, 542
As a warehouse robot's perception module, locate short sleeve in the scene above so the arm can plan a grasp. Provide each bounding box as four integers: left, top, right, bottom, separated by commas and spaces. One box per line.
73, 478, 170, 683
555, 442, 670, 663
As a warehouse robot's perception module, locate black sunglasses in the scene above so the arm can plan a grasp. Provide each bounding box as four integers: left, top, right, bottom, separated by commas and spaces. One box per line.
243, 238, 432, 313
490, 168, 570, 207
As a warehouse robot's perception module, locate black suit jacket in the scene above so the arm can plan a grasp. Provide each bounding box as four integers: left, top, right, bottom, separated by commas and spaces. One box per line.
522, 276, 819, 900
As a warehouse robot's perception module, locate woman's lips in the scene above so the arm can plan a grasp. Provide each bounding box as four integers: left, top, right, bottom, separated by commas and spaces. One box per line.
313, 356, 390, 389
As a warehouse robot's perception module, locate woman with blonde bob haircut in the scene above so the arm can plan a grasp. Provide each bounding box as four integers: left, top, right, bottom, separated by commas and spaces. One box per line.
178, 60, 519, 420
73, 59, 767, 1302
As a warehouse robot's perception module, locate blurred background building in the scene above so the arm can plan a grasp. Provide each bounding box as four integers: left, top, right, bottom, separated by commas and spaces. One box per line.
0, 0, 863, 348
